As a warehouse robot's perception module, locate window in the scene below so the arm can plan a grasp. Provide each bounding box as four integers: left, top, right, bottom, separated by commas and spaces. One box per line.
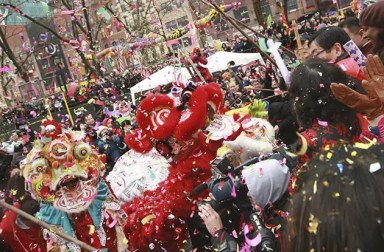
120, 2, 129, 12
165, 20, 178, 32
161, 2, 173, 13
233, 6, 250, 23
287, 0, 298, 11
177, 16, 189, 27
214, 16, 229, 32
165, 17, 189, 32
180, 37, 192, 47
339, 0, 351, 8
261, 0, 272, 20
305, 0, 315, 8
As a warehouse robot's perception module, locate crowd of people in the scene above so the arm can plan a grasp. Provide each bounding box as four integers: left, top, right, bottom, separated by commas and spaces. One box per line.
0, 0, 383, 251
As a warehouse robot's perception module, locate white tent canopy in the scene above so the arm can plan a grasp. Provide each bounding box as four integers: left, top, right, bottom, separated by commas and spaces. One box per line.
131, 52, 265, 104
130, 66, 192, 104
206, 51, 265, 73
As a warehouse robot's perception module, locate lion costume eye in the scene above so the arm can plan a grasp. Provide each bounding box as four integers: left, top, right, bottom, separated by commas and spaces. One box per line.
31, 158, 49, 173
74, 143, 92, 159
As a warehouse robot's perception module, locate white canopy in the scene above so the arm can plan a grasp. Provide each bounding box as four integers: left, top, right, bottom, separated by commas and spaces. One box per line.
206, 51, 265, 73
130, 66, 192, 104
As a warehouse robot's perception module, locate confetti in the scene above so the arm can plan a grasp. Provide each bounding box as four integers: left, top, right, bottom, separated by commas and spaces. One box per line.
141, 214, 156, 225
313, 180, 317, 194
307, 214, 319, 234
332, 192, 340, 198
88, 225, 95, 235
337, 163, 344, 173
354, 142, 373, 150
317, 119, 328, 127
346, 158, 354, 164
369, 162, 381, 173
326, 152, 333, 159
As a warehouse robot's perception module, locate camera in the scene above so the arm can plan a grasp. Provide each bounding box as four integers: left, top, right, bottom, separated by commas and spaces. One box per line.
211, 156, 233, 176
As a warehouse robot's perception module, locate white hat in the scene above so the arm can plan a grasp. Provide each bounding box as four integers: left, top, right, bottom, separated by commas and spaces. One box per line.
96, 126, 109, 138
242, 159, 290, 207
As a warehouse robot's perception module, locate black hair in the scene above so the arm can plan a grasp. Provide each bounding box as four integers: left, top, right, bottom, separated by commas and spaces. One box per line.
120, 119, 131, 129
289, 58, 361, 130
308, 26, 350, 51
338, 16, 361, 34
285, 143, 384, 252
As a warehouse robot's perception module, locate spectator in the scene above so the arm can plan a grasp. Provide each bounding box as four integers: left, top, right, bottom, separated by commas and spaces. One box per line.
339, 17, 374, 55
308, 26, 365, 80
360, 0, 384, 57
289, 59, 362, 164
284, 143, 384, 252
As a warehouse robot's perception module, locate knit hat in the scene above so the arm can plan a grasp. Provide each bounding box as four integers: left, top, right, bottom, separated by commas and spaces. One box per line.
360, 1, 384, 28
242, 159, 290, 207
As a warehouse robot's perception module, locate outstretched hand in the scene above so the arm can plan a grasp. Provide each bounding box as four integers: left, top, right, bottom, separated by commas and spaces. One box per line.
363, 54, 384, 102
331, 55, 384, 120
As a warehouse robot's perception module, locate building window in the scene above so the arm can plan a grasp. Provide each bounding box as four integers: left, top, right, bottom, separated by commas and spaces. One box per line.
170, 37, 192, 50
165, 16, 189, 33
260, 0, 272, 20
214, 16, 229, 32
177, 16, 189, 27
233, 6, 251, 23
287, 0, 299, 11
180, 37, 192, 47
305, 0, 315, 8
165, 20, 178, 32
161, 2, 173, 13
339, 0, 350, 8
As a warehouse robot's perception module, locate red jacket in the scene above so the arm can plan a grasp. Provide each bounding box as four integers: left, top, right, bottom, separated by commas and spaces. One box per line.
0, 204, 47, 252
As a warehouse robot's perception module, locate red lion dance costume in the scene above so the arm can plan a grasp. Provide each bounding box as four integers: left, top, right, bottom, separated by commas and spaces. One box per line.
118, 83, 233, 251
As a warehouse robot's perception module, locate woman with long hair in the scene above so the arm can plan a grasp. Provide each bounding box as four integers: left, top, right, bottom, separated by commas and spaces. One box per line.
284, 143, 384, 252
289, 59, 363, 164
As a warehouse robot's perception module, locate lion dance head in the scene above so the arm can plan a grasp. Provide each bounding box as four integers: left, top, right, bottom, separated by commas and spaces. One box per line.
22, 119, 106, 213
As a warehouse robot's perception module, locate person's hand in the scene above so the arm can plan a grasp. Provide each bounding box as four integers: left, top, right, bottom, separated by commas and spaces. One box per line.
198, 203, 223, 236
331, 55, 384, 120
274, 125, 279, 133
363, 54, 384, 102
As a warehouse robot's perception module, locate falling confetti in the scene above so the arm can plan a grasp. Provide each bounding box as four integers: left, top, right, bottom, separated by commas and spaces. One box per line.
307, 213, 319, 234
369, 162, 381, 173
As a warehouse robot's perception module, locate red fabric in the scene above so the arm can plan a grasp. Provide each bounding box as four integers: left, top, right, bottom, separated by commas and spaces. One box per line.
356, 113, 370, 132
0, 205, 47, 252
190, 50, 212, 82
122, 150, 215, 251
71, 210, 117, 252
336, 57, 365, 81
136, 94, 180, 140
124, 129, 153, 153
174, 87, 208, 141
298, 118, 361, 165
